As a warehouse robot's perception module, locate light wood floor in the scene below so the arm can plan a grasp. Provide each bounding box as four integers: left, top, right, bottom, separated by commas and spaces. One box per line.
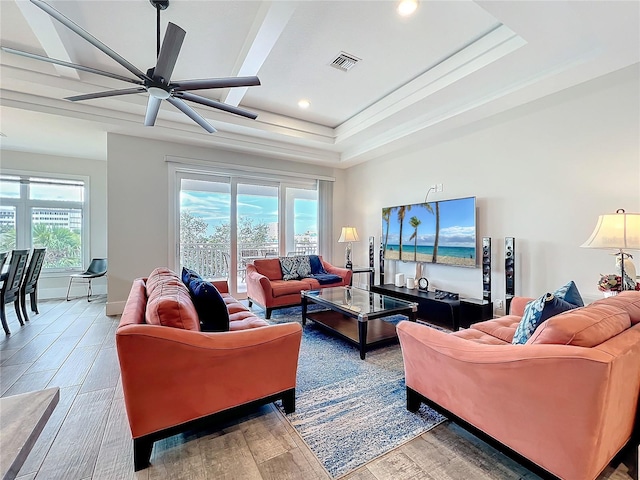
0, 297, 635, 480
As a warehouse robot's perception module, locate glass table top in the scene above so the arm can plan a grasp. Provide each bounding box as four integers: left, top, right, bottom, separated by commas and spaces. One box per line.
302, 286, 417, 317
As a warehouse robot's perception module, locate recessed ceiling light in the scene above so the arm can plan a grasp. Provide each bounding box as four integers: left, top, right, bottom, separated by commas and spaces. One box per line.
298, 99, 310, 109
397, 0, 418, 16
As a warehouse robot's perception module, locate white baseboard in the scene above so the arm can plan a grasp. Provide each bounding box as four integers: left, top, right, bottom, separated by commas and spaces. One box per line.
39, 285, 107, 301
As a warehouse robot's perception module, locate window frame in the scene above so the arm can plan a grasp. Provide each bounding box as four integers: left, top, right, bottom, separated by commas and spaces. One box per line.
0, 170, 90, 275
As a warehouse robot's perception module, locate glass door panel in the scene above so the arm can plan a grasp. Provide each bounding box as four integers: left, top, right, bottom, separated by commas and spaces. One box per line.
285, 187, 318, 256
179, 178, 231, 284
236, 183, 279, 293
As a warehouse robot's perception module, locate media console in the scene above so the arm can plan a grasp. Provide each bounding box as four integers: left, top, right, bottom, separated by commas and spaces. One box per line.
369, 284, 493, 331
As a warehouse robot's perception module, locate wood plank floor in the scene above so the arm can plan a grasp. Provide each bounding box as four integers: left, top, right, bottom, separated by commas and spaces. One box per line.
0, 297, 635, 480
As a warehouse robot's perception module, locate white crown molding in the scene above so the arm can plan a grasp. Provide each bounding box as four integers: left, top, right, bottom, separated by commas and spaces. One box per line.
334, 24, 526, 144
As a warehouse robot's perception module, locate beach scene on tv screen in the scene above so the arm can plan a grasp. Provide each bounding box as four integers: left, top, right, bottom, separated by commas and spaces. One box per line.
382, 197, 476, 267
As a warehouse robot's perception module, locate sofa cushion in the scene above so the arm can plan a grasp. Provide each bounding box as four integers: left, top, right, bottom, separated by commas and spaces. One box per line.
554, 280, 584, 307
252, 258, 283, 281
145, 280, 200, 331
591, 291, 640, 325
229, 311, 269, 329
527, 304, 631, 347
471, 315, 521, 343
146, 267, 180, 297
271, 279, 313, 297
187, 277, 230, 332
512, 293, 578, 344
452, 328, 509, 345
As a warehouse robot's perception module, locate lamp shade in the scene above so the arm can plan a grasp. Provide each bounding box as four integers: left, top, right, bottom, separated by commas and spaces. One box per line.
581, 209, 640, 250
338, 227, 359, 243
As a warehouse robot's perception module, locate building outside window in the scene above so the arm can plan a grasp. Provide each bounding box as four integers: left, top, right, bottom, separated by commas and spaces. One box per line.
0, 173, 87, 271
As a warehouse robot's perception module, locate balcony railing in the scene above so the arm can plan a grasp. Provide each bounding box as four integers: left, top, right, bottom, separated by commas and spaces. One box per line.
180, 242, 318, 281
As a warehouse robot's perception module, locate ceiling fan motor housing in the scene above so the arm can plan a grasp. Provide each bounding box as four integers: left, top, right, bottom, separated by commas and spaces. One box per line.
149, 0, 169, 10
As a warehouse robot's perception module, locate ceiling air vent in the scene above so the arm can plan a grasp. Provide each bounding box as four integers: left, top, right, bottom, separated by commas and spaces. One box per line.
329, 52, 361, 72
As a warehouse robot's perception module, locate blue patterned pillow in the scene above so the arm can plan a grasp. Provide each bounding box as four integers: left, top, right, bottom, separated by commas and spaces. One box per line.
553, 280, 584, 307
512, 293, 578, 344
279, 256, 312, 281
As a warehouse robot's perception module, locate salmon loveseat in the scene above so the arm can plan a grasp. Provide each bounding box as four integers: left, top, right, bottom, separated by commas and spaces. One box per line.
397, 291, 640, 480
116, 268, 302, 471
246, 256, 352, 318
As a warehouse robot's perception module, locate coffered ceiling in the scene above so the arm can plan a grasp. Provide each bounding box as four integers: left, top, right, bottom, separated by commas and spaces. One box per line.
1, 0, 638, 167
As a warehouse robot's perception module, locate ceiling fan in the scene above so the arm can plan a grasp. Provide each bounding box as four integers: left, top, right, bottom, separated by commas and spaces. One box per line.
1, 0, 261, 133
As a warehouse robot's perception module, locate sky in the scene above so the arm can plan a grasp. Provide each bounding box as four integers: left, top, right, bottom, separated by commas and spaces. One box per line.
382, 196, 476, 247
180, 190, 318, 236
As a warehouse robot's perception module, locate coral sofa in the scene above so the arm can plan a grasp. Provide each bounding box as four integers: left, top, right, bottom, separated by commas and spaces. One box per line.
397, 291, 640, 480
246, 256, 352, 318
116, 268, 302, 470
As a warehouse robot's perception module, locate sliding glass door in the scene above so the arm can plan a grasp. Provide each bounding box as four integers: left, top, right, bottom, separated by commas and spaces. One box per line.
176, 170, 319, 298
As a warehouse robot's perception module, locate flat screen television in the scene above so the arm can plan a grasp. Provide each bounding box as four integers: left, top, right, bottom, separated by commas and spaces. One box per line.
381, 196, 477, 267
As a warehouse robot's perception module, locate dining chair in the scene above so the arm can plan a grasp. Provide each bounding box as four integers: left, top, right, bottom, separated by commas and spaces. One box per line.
66, 258, 108, 302
1, 249, 30, 335
20, 248, 46, 322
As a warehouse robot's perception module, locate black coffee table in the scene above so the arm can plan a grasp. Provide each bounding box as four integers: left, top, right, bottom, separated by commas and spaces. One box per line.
301, 286, 417, 359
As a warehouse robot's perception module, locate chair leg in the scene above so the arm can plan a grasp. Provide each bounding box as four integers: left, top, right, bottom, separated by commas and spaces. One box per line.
30, 291, 39, 314
133, 437, 154, 471
0, 302, 10, 335
66, 277, 75, 301
14, 299, 24, 326
87, 279, 93, 302
20, 290, 30, 323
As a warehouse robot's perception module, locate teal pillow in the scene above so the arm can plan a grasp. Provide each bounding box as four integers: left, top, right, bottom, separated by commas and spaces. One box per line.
512, 293, 578, 344
553, 280, 584, 307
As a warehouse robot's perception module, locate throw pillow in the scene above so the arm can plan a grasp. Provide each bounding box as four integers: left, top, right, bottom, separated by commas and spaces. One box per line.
187, 277, 230, 332
512, 293, 578, 344
279, 256, 300, 281
309, 255, 327, 275
280, 256, 312, 280
553, 280, 584, 307
182, 267, 201, 286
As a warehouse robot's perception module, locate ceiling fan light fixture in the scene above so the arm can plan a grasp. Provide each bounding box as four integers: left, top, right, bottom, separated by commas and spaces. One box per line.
148, 86, 171, 99
397, 0, 418, 17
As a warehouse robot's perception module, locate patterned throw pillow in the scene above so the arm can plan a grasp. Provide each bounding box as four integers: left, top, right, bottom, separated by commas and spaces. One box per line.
553, 280, 584, 307
279, 256, 312, 280
512, 293, 578, 344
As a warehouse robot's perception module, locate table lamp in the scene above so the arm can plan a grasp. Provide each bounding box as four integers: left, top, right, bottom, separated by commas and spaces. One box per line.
581, 209, 640, 290
338, 226, 359, 269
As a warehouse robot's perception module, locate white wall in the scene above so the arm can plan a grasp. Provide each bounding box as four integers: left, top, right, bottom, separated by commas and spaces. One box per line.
341, 65, 640, 313
0, 151, 108, 299
106, 135, 338, 314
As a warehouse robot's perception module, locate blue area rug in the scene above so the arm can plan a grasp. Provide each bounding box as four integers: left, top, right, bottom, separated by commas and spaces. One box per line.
264, 305, 446, 478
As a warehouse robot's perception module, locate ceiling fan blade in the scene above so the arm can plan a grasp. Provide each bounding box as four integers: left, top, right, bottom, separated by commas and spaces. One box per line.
171, 76, 261, 92
66, 87, 146, 102
1, 47, 142, 85
144, 96, 162, 127
154, 22, 185, 83
175, 92, 258, 120
166, 97, 216, 133
30, 0, 151, 82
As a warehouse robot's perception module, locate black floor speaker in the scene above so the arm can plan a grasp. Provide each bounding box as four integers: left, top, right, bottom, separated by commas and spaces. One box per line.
482, 237, 491, 301
505, 237, 515, 311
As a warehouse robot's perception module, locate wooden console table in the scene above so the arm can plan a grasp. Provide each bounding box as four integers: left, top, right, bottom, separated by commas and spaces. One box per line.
0, 387, 59, 480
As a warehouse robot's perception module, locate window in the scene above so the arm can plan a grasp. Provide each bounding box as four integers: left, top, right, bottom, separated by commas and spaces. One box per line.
0, 174, 87, 271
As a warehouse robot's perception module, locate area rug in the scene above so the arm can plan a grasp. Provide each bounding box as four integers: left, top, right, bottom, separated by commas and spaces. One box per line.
264, 306, 447, 478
